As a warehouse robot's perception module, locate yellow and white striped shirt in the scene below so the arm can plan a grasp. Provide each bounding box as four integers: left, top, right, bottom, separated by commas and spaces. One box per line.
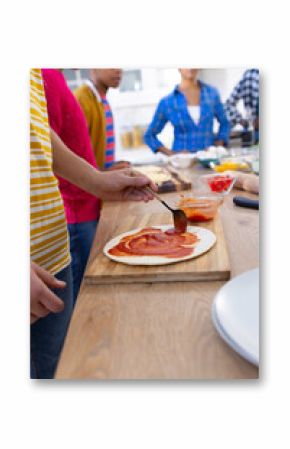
30, 69, 70, 274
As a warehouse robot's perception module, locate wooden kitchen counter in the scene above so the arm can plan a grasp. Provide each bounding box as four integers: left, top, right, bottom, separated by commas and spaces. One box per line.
55, 167, 259, 379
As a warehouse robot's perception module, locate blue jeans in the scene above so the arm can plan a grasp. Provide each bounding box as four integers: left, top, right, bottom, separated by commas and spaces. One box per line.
30, 264, 73, 379
68, 220, 98, 305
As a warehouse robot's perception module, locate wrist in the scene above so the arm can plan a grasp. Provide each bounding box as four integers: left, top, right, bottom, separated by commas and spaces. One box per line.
157, 147, 172, 156
88, 170, 105, 197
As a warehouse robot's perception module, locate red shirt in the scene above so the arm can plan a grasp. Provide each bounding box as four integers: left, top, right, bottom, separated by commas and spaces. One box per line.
42, 69, 100, 224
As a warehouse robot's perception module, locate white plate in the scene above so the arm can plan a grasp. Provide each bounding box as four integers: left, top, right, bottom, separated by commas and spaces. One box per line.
103, 225, 216, 266
212, 268, 259, 366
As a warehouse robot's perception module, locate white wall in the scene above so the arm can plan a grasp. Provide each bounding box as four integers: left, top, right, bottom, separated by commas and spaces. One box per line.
199, 68, 245, 101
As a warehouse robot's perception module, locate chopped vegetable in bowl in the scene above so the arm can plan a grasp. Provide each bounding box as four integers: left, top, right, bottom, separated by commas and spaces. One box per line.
197, 174, 236, 196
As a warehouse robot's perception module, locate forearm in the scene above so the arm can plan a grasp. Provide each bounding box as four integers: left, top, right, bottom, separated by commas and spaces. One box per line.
144, 130, 166, 154
144, 104, 168, 154
50, 128, 156, 203
215, 123, 230, 144
216, 115, 231, 144
215, 99, 231, 144
50, 128, 101, 196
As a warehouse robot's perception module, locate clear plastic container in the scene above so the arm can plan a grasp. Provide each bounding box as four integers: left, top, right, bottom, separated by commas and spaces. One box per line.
210, 158, 250, 172
176, 195, 223, 223
197, 173, 236, 196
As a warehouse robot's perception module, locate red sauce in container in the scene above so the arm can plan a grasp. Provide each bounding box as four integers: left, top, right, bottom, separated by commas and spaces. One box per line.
108, 227, 199, 258
179, 198, 219, 222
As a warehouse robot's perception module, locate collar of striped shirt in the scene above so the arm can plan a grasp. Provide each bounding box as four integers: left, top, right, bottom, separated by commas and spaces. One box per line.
85, 79, 102, 102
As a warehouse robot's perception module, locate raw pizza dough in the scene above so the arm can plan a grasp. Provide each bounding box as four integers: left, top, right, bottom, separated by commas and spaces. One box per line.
137, 165, 172, 182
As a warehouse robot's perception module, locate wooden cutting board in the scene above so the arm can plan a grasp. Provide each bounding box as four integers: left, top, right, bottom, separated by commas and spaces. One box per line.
85, 212, 230, 285
136, 165, 191, 193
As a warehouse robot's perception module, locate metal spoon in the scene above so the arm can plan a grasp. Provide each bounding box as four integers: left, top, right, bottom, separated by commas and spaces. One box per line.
146, 187, 188, 233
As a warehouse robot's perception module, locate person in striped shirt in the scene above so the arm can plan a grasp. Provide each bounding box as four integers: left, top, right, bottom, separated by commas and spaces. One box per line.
30, 69, 156, 378
75, 69, 130, 170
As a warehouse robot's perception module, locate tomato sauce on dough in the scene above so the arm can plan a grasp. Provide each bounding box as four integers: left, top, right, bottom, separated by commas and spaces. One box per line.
108, 227, 199, 259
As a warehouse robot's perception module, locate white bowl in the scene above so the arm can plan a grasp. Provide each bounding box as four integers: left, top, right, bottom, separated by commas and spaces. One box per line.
169, 154, 195, 169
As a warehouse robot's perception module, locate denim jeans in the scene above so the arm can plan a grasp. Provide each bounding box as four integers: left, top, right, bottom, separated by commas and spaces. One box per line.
30, 263, 73, 379
68, 220, 98, 305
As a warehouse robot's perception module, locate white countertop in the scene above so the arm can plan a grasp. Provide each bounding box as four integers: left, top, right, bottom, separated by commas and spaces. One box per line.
115, 146, 168, 165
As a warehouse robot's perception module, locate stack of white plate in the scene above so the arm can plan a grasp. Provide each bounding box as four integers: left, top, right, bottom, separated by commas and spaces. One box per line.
212, 268, 259, 366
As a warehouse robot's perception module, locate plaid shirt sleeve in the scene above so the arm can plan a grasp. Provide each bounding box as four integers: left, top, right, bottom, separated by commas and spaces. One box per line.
144, 99, 168, 152
224, 76, 245, 125
214, 90, 230, 143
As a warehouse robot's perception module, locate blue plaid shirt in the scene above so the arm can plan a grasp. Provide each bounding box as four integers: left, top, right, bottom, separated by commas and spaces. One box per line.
144, 82, 230, 153
225, 69, 259, 126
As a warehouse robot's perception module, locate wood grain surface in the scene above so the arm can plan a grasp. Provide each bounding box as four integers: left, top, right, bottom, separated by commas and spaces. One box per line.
55, 166, 259, 379
85, 212, 230, 285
